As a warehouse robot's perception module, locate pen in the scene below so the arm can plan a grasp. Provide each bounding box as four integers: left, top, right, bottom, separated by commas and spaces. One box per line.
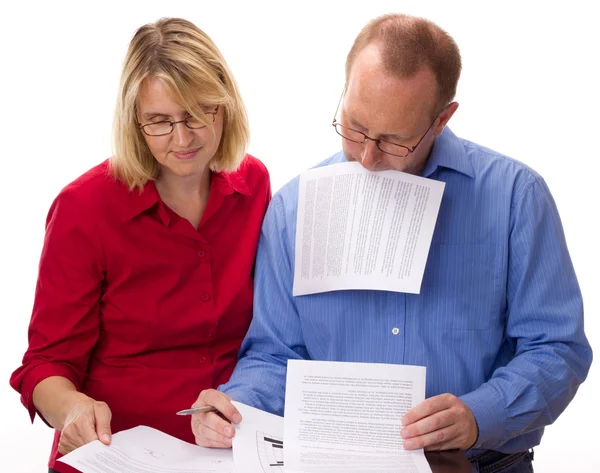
176, 406, 217, 416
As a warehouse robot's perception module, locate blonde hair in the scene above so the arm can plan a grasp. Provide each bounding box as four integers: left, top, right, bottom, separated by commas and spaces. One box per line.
346, 14, 462, 113
111, 18, 249, 190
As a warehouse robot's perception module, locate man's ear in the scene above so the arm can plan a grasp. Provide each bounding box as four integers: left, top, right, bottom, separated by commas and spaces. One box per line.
434, 102, 459, 136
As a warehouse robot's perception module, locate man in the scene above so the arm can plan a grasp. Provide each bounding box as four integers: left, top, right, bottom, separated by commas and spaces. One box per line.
191, 13, 592, 472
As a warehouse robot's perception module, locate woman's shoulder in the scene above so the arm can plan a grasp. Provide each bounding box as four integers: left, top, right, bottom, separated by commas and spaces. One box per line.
60, 159, 118, 193
234, 153, 270, 187
53, 159, 125, 214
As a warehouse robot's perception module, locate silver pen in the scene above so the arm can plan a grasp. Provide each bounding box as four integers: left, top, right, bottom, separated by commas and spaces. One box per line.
176, 406, 218, 416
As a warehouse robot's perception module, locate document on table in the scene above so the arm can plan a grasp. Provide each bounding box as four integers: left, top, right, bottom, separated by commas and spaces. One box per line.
283, 360, 432, 473
231, 401, 285, 473
57, 425, 234, 473
293, 161, 444, 296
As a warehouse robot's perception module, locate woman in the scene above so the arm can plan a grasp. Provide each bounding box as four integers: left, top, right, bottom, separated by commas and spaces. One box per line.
9, 17, 270, 472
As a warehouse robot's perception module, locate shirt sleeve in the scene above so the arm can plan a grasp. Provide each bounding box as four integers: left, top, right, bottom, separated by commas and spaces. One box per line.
460, 178, 593, 449
219, 194, 307, 416
9, 189, 104, 423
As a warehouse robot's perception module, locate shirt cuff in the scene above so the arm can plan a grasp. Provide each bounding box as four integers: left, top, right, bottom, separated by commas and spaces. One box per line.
18, 362, 82, 425
460, 382, 506, 450
218, 384, 257, 406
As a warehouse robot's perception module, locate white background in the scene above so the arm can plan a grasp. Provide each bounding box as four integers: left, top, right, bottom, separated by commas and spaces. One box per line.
0, 1, 597, 472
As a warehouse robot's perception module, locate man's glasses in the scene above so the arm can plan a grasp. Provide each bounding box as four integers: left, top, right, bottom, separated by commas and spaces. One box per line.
332, 92, 439, 158
139, 106, 219, 137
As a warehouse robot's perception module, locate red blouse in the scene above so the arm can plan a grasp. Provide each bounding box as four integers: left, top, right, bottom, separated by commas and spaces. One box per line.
10, 155, 270, 470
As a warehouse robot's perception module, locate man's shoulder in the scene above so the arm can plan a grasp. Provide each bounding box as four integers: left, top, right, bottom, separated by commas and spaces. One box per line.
460, 136, 542, 187
275, 151, 345, 203
264, 151, 345, 226
436, 129, 543, 205
311, 151, 346, 170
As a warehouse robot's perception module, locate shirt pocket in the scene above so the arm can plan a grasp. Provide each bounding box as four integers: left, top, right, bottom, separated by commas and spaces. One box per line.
413, 243, 503, 330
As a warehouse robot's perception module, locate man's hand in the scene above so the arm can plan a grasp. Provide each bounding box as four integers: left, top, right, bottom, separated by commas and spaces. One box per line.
58, 393, 112, 454
191, 389, 241, 448
400, 393, 478, 451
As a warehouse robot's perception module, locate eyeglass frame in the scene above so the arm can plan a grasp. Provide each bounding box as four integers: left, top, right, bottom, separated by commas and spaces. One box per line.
332, 90, 441, 158
138, 105, 219, 137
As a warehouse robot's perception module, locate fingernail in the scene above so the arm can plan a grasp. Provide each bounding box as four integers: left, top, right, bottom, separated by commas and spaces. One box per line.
400, 428, 408, 439
102, 434, 111, 443
224, 426, 233, 437
232, 413, 242, 424
401, 416, 408, 425
404, 439, 414, 450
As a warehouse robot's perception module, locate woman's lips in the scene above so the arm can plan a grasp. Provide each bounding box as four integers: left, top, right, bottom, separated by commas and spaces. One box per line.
173, 148, 201, 160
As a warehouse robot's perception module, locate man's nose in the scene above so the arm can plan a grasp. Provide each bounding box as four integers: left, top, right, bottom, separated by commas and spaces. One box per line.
359, 139, 381, 170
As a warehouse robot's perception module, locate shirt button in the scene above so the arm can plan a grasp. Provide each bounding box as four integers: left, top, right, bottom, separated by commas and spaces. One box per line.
198, 250, 205, 257
392, 327, 400, 335
205, 331, 213, 338
199, 356, 207, 363
201, 293, 210, 302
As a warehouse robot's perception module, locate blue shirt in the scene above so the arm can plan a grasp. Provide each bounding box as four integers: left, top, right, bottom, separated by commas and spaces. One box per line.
221, 127, 592, 455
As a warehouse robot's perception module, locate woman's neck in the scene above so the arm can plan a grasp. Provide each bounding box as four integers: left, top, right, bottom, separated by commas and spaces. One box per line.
155, 166, 211, 204
155, 166, 212, 229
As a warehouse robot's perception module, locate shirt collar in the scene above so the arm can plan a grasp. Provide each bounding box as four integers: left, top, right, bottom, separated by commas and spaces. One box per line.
119, 180, 161, 222
119, 167, 252, 223
212, 167, 252, 197
421, 127, 474, 179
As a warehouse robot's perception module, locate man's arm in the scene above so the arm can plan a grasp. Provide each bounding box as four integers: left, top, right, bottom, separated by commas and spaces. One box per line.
401, 177, 592, 451
458, 177, 592, 450
220, 192, 309, 415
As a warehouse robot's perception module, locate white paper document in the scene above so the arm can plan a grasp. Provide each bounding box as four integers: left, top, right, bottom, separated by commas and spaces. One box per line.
283, 360, 432, 473
231, 401, 285, 473
57, 425, 234, 473
293, 162, 444, 296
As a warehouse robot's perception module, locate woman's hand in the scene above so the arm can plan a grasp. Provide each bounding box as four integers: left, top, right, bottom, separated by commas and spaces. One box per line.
32, 377, 113, 454
58, 393, 113, 454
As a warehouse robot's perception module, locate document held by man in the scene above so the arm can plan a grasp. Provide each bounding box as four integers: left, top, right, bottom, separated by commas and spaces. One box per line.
57, 425, 234, 473
283, 360, 432, 473
293, 162, 444, 296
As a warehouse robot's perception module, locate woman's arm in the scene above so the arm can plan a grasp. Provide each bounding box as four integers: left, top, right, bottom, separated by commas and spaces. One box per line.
33, 376, 112, 454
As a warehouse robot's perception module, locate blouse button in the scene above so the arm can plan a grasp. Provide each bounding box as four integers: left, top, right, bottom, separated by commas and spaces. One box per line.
201, 293, 210, 302
392, 327, 400, 335
199, 356, 207, 363
198, 250, 205, 257
205, 331, 213, 338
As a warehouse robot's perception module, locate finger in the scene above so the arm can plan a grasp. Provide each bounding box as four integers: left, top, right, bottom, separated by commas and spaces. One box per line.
194, 421, 233, 448
60, 415, 96, 452
196, 390, 242, 424
191, 415, 232, 448
401, 408, 453, 439
195, 435, 232, 449
77, 421, 98, 447
59, 421, 93, 454
69, 405, 98, 448
58, 435, 77, 455
200, 411, 237, 439
94, 402, 113, 444
402, 393, 454, 425
403, 424, 461, 451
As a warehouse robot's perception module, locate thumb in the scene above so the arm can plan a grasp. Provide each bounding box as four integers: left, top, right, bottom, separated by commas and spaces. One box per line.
93, 402, 113, 444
